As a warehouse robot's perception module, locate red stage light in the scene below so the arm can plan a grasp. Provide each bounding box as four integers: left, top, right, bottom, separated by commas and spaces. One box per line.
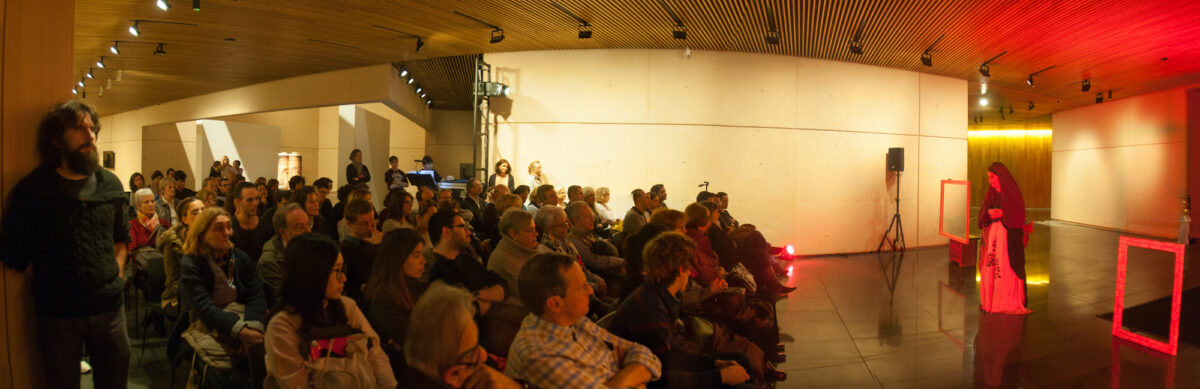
786, 245, 794, 255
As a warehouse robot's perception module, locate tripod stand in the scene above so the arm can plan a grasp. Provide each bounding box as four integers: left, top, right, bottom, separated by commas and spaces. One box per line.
877, 171, 906, 252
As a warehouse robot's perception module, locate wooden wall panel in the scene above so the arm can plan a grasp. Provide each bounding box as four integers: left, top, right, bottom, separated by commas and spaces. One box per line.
2, 0, 75, 387
967, 116, 1052, 208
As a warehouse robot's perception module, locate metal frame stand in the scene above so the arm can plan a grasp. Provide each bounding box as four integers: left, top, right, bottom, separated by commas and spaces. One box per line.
471, 55, 493, 181
878, 171, 907, 252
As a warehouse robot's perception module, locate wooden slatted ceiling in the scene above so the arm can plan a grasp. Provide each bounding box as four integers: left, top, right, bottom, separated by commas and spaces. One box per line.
399, 55, 478, 110
75, 0, 1200, 123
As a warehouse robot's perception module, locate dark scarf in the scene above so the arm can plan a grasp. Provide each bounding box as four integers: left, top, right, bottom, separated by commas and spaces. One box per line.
978, 162, 1026, 229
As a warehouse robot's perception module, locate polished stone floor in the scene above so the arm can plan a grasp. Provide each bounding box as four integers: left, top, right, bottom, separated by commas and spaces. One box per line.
92, 212, 1200, 388
773, 214, 1200, 388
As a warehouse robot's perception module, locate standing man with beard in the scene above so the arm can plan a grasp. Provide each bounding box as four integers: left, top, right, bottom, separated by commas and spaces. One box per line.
0, 102, 132, 388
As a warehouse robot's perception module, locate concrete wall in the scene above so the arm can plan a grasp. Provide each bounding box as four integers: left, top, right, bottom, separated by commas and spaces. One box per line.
220, 108, 321, 181
1051, 86, 1193, 237
484, 49, 967, 254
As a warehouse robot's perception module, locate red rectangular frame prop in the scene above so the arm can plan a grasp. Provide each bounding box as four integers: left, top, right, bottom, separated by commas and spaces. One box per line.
938, 180, 971, 244
1111, 236, 1185, 356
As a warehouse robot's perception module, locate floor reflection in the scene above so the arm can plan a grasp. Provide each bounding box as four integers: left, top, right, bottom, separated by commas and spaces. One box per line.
775, 214, 1199, 388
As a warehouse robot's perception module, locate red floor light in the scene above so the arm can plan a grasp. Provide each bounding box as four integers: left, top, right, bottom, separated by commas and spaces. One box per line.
1111, 236, 1185, 356
786, 244, 794, 255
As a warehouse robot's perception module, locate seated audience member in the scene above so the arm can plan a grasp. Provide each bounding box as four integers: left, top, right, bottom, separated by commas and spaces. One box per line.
229, 182, 273, 261
338, 187, 373, 240
512, 185, 531, 211
149, 170, 164, 197
129, 188, 170, 251
488, 183, 510, 203
608, 232, 754, 389
229, 160, 243, 178
460, 178, 486, 228
365, 228, 428, 376
717, 192, 739, 230
291, 186, 334, 240
436, 188, 453, 206
256, 203, 311, 306
536, 206, 608, 301
684, 204, 725, 292
477, 188, 513, 242
255, 182, 271, 215
507, 253, 662, 387
330, 184, 353, 233
313, 177, 335, 223
264, 233, 396, 387
623, 189, 652, 238
486, 209, 543, 299
416, 185, 436, 211
208, 160, 223, 178
428, 209, 507, 313
594, 186, 619, 226
129, 171, 148, 198
414, 204, 438, 250
173, 170, 196, 199
381, 189, 416, 233
287, 175, 305, 191
566, 185, 583, 203
651, 184, 668, 209
156, 179, 179, 226
196, 189, 218, 208
527, 184, 555, 214
620, 222, 671, 301
159, 197, 204, 318
217, 177, 232, 205
404, 283, 521, 388
178, 208, 267, 385
700, 201, 791, 296
341, 199, 382, 303
565, 201, 624, 273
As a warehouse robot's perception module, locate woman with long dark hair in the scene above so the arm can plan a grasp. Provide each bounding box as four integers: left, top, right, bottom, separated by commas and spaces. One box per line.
364, 228, 428, 376
487, 158, 515, 190
264, 233, 395, 387
977, 162, 1032, 314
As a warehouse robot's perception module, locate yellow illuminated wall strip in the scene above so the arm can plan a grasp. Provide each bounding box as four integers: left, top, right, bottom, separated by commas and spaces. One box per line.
968, 129, 1053, 137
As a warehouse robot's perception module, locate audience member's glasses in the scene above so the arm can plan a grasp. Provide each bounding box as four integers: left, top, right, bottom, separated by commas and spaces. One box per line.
330, 267, 346, 277
453, 341, 483, 370
451, 223, 468, 230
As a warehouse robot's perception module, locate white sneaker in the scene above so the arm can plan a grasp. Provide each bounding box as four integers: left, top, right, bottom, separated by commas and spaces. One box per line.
80, 360, 92, 374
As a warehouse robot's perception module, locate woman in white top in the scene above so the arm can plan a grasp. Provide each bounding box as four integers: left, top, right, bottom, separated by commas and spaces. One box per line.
593, 187, 619, 225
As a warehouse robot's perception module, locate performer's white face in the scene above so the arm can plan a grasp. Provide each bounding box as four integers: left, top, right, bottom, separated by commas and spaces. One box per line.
988, 172, 1001, 192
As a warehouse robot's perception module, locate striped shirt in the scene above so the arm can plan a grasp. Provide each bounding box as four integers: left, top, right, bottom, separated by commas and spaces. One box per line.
506, 314, 662, 388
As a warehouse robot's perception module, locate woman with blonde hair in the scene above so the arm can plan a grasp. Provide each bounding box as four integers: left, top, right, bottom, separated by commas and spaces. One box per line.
594, 186, 618, 226
178, 207, 268, 386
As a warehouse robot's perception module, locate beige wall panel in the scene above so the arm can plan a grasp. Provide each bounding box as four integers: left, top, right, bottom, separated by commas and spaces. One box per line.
919, 73, 969, 138
485, 49, 964, 254
644, 50, 799, 128
917, 137, 969, 246
429, 109, 476, 177
1051, 84, 1190, 238
222, 108, 320, 149
794, 59, 920, 135
359, 102, 427, 153
490, 49, 651, 123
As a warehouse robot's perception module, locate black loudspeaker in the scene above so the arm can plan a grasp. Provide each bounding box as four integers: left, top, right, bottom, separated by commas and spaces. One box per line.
887, 147, 904, 172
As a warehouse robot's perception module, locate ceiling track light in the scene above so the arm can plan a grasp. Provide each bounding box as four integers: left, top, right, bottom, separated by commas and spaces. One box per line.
415, 86, 423, 94
154, 43, 166, 55
156, 0, 170, 11
370, 24, 425, 52
849, 19, 866, 55
72, 87, 78, 95
978, 51, 1007, 77
999, 107, 1006, 120
550, 1, 593, 39
86, 68, 94, 79
1108, 90, 1113, 99
398, 66, 409, 78
77, 78, 85, 87
453, 11, 505, 44
979, 97, 989, 106
96, 57, 106, 68
1096, 93, 1103, 103
658, 0, 687, 40
128, 19, 198, 37
192, 0, 199, 11
920, 34, 944, 67
1008, 107, 1014, 115
129, 21, 141, 36
1026, 65, 1056, 87
764, 5, 780, 45
1081, 79, 1091, 92
110, 42, 120, 55
1028, 101, 1035, 110
415, 37, 424, 52
406, 77, 414, 85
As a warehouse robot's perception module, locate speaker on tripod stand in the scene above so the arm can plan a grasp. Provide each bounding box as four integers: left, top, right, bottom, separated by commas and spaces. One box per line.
878, 147, 906, 252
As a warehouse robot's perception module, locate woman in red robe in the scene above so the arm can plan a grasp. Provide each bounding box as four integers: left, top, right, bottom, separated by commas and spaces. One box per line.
977, 162, 1031, 314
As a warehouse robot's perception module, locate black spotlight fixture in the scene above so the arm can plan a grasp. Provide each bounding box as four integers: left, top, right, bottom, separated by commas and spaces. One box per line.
398, 66, 409, 78
192, 0, 199, 11
1000, 108, 1006, 121
129, 21, 141, 36
86, 68, 94, 79
764, 5, 780, 45
154, 43, 166, 55
1082, 79, 1091, 92
453, 11, 505, 44
920, 34, 944, 67
1026, 65, 1056, 87
1108, 89, 1113, 99
1028, 101, 1035, 110
849, 19, 866, 55
550, 1, 593, 39
978, 51, 1007, 77
415, 37, 424, 52
658, 0, 687, 40
96, 56, 106, 68
1096, 93, 1103, 103
1008, 107, 1014, 115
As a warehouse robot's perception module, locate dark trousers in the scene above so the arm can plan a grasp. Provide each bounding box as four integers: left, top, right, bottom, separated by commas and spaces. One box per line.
37, 304, 130, 389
